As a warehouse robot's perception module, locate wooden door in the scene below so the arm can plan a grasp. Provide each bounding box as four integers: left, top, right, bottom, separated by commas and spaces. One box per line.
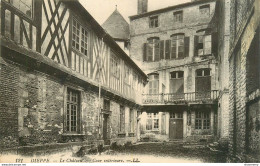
169, 112, 183, 139
103, 114, 109, 141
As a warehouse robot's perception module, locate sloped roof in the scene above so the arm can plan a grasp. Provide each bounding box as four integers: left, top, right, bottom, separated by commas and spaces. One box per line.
102, 9, 130, 40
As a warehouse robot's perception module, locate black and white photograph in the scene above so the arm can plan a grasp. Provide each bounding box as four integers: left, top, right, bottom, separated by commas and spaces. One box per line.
0, 0, 259, 164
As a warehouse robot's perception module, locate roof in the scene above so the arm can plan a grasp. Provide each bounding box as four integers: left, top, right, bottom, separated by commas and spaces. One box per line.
129, 0, 216, 21
102, 9, 130, 40
62, 1, 147, 79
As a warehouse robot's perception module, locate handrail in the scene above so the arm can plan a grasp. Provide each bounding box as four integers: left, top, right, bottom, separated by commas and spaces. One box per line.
142, 90, 219, 104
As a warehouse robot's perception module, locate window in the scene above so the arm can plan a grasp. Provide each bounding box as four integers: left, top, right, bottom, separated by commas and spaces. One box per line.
195, 30, 212, 56
199, 5, 210, 16
196, 68, 210, 77
169, 71, 184, 98
124, 64, 130, 84
72, 19, 88, 56
171, 34, 184, 59
170, 112, 183, 119
119, 105, 125, 133
146, 37, 160, 62
129, 109, 134, 133
81, 28, 88, 56
66, 88, 80, 133
171, 71, 184, 79
149, 16, 159, 28
195, 111, 210, 129
144, 36, 189, 62
6, 0, 33, 17
110, 53, 120, 78
173, 11, 183, 22
148, 74, 159, 94
103, 99, 110, 111
146, 113, 159, 130
195, 68, 211, 99
132, 72, 138, 90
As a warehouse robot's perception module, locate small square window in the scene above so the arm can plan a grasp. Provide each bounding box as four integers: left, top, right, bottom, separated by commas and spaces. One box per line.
171, 71, 184, 79
199, 5, 210, 16
149, 16, 159, 28
173, 11, 183, 22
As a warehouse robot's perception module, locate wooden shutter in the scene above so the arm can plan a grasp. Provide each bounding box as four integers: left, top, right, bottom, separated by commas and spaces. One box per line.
165, 40, 171, 59
154, 41, 160, 61
184, 37, 190, 58
211, 32, 218, 57
143, 43, 147, 61
160, 40, 165, 60
194, 35, 199, 57
171, 40, 177, 59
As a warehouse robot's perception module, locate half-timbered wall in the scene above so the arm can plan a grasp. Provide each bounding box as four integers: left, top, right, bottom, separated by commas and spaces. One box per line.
41, 0, 70, 67
1, 0, 41, 52
40, 0, 144, 102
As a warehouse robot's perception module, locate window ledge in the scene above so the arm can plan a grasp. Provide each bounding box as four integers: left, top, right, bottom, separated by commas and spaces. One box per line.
128, 132, 135, 137
118, 133, 126, 137
62, 133, 85, 136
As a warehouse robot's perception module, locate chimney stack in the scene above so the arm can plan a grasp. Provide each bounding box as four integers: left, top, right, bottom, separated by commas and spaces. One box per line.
137, 0, 148, 14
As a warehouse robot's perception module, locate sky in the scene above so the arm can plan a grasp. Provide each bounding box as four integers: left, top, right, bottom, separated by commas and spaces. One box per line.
79, 0, 190, 25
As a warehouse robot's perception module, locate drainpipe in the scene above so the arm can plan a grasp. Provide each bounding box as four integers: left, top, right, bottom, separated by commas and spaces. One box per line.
98, 32, 107, 140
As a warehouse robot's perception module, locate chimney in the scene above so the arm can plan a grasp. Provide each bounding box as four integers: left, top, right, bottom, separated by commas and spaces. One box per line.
137, 0, 148, 14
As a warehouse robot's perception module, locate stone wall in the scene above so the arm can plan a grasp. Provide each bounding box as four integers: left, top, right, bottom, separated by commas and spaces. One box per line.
228, 0, 260, 162
130, 1, 216, 68
0, 56, 140, 149
0, 58, 19, 148
216, 0, 230, 140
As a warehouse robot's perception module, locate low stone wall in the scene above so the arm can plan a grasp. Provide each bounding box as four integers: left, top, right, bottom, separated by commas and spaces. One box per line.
0, 140, 104, 157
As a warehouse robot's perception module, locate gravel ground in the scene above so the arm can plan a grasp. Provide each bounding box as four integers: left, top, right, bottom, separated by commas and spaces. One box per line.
95, 142, 228, 163
0, 142, 227, 163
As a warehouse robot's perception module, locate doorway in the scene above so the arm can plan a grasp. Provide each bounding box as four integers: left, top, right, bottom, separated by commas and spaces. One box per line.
169, 112, 183, 140
103, 114, 109, 145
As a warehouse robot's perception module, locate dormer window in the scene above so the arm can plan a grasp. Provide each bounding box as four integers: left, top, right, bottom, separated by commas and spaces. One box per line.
173, 11, 183, 23
149, 16, 159, 28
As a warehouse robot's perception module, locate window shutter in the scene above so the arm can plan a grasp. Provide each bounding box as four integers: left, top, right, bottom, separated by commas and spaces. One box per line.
154, 41, 160, 61
154, 80, 159, 94
143, 43, 147, 61
212, 32, 218, 57
194, 35, 199, 56
184, 37, 190, 58
160, 40, 165, 60
165, 40, 171, 59
171, 40, 177, 59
